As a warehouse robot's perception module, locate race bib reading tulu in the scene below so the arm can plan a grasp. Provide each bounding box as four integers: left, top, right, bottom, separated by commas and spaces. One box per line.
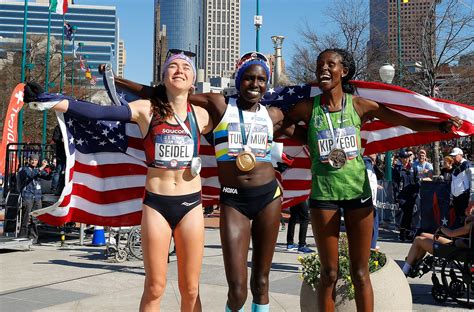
227, 122, 268, 157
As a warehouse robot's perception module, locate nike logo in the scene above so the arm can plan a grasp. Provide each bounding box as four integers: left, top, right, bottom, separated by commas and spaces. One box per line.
360, 197, 371, 204
182, 199, 200, 207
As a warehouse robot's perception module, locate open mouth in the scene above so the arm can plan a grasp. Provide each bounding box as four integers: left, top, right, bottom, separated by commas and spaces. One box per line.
319, 74, 331, 83
246, 90, 260, 97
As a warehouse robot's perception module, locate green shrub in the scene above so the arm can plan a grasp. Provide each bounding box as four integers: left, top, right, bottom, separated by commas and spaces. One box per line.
298, 233, 387, 300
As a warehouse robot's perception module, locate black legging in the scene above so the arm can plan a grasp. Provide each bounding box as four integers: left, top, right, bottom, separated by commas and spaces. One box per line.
286, 200, 310, 246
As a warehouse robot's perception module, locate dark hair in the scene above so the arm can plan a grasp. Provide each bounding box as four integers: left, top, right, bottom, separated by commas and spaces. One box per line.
149, 84, 173, 122
148, 84, 193, 123
317, 48, 356, 94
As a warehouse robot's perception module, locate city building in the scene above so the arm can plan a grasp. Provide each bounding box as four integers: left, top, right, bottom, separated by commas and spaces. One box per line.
0, 0, 118, 86
368, 0, 438, 70
153, 0, 240, 84
117, 39, 126, 78
203, 0, 240, 80
153, 0, 203, 84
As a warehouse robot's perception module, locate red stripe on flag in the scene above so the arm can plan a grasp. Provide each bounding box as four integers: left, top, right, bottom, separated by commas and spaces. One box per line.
73, 184, 145, 205
74, 162, 147, 177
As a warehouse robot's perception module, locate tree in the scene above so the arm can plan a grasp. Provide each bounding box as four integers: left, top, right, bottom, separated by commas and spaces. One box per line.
287, 0, 373, 83
408, 0, 473, 175
0, 35, 97, 143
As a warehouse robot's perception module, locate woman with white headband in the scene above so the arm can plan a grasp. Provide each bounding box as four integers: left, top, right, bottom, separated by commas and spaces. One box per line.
23, 52, 212, 312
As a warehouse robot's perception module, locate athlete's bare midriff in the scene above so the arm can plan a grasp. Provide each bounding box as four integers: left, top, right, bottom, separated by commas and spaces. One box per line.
145, 167, 202, 196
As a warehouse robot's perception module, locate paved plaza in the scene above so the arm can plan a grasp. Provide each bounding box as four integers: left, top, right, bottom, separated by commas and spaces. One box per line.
0, 216, 470, 312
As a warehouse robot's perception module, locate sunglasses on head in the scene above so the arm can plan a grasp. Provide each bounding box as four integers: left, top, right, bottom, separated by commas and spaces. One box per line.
236, 52, 269, 69
166, 49, 196, 59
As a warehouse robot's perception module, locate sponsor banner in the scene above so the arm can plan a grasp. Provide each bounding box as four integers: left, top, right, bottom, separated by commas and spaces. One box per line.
0, 83, 25, 176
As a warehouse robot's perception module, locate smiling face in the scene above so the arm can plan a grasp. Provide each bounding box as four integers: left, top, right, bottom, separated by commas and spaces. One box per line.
316, 51, 348, 92
238, 64, 268, 106
163, 58, 194, 92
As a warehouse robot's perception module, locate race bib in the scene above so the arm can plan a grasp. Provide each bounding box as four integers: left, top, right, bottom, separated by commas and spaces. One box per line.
317, 126, 358, 162
227, 123, 268, 157
154, 134, 193, 168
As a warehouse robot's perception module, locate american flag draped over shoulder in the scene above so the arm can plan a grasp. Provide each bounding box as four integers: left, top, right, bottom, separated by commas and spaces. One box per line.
34, 81, 473, 226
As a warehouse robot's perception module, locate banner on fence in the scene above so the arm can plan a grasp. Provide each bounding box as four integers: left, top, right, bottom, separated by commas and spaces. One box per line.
419, 181, 455, 233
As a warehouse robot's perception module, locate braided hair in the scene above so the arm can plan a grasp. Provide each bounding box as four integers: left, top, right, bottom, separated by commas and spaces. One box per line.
317, 48, 356, 94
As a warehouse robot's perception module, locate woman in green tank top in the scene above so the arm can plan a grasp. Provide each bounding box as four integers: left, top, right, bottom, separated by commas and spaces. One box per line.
275, 48, 462, 311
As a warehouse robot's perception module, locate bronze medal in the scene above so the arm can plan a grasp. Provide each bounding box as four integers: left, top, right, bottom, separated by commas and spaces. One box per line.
328, 148, 347, 169
236, 146, 256, 172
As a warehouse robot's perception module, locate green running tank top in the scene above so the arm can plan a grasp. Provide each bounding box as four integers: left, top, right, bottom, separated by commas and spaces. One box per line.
307, 94, 371, 200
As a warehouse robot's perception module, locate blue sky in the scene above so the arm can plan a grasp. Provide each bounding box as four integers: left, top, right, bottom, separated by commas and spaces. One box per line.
76, 0, 331, 85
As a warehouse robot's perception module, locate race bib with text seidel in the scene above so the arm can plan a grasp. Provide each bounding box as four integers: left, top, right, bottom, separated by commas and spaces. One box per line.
317, 126, 359, 162
154, 134, 194, 169
227, 123, 269, 157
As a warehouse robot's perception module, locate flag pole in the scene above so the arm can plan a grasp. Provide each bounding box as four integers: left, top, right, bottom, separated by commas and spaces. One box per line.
59, 15, 66, 93
71, 29, 76, 97
43, 7, 53, 145
18, 0, 29, 143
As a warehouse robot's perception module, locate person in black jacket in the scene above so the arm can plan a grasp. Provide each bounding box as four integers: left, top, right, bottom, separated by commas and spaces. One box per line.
393, 150, 419, 241
18, 153, 50, 242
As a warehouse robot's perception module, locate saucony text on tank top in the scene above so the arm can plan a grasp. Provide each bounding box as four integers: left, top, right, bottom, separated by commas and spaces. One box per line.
308, 94, 371, 200
143, 103, 200, 169
213, 97, 273, 162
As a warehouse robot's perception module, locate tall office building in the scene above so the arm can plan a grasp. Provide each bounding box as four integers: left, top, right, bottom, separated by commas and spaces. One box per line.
203, 0, 240, 80
153, 0, 203, 84
367, 0, 389, 69
117, 39, 126, 78
369, 0, 437, 68
0, 0, 118, 86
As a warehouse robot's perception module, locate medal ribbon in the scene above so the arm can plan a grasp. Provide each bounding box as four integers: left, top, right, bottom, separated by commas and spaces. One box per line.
173, 103, 199, 157
238, 105, 259, 149
322, 94, 346, 150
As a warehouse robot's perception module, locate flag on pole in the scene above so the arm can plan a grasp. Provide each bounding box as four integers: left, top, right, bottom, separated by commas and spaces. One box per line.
79, 56, 86, 71
85, 68, 92, 80
64, 22, 73, 41
50, 0, 68, 15
32, 81, 474, 226
90, 76, 97, 86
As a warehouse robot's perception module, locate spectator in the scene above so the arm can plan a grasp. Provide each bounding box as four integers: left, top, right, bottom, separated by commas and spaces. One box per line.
393, 150, 418, 241
286, 200, 314, 253
402, 206, 473, 277
440, 155, 454, 182
17, 153, 50, 243
450, 147, 472, 227
413, 149, 433, 181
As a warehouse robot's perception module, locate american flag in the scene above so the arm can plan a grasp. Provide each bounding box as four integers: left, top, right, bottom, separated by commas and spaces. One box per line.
34, 81, 473, 226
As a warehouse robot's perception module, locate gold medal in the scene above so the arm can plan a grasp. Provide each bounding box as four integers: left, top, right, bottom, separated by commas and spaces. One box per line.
328, 148, 347, 169
236, 146, 256, 171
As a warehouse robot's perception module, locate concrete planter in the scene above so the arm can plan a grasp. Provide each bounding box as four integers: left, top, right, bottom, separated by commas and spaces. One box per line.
300, 256, 412, 311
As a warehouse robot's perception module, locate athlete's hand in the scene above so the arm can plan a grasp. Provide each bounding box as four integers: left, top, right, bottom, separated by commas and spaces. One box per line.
438, 116, 462, 133
23, 81, 45, 103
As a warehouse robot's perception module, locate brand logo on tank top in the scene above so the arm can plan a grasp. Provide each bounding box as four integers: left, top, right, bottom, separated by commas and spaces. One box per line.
222, 187, 238, 194
162, 128, 186, 134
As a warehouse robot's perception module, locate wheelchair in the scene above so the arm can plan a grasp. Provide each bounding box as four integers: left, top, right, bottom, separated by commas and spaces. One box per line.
410, 226, 473, 308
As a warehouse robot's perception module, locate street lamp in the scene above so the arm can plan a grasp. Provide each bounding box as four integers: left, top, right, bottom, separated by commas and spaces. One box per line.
379, 63, 396, 182
271, 35, 284, 87
379, 63, 395, 84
